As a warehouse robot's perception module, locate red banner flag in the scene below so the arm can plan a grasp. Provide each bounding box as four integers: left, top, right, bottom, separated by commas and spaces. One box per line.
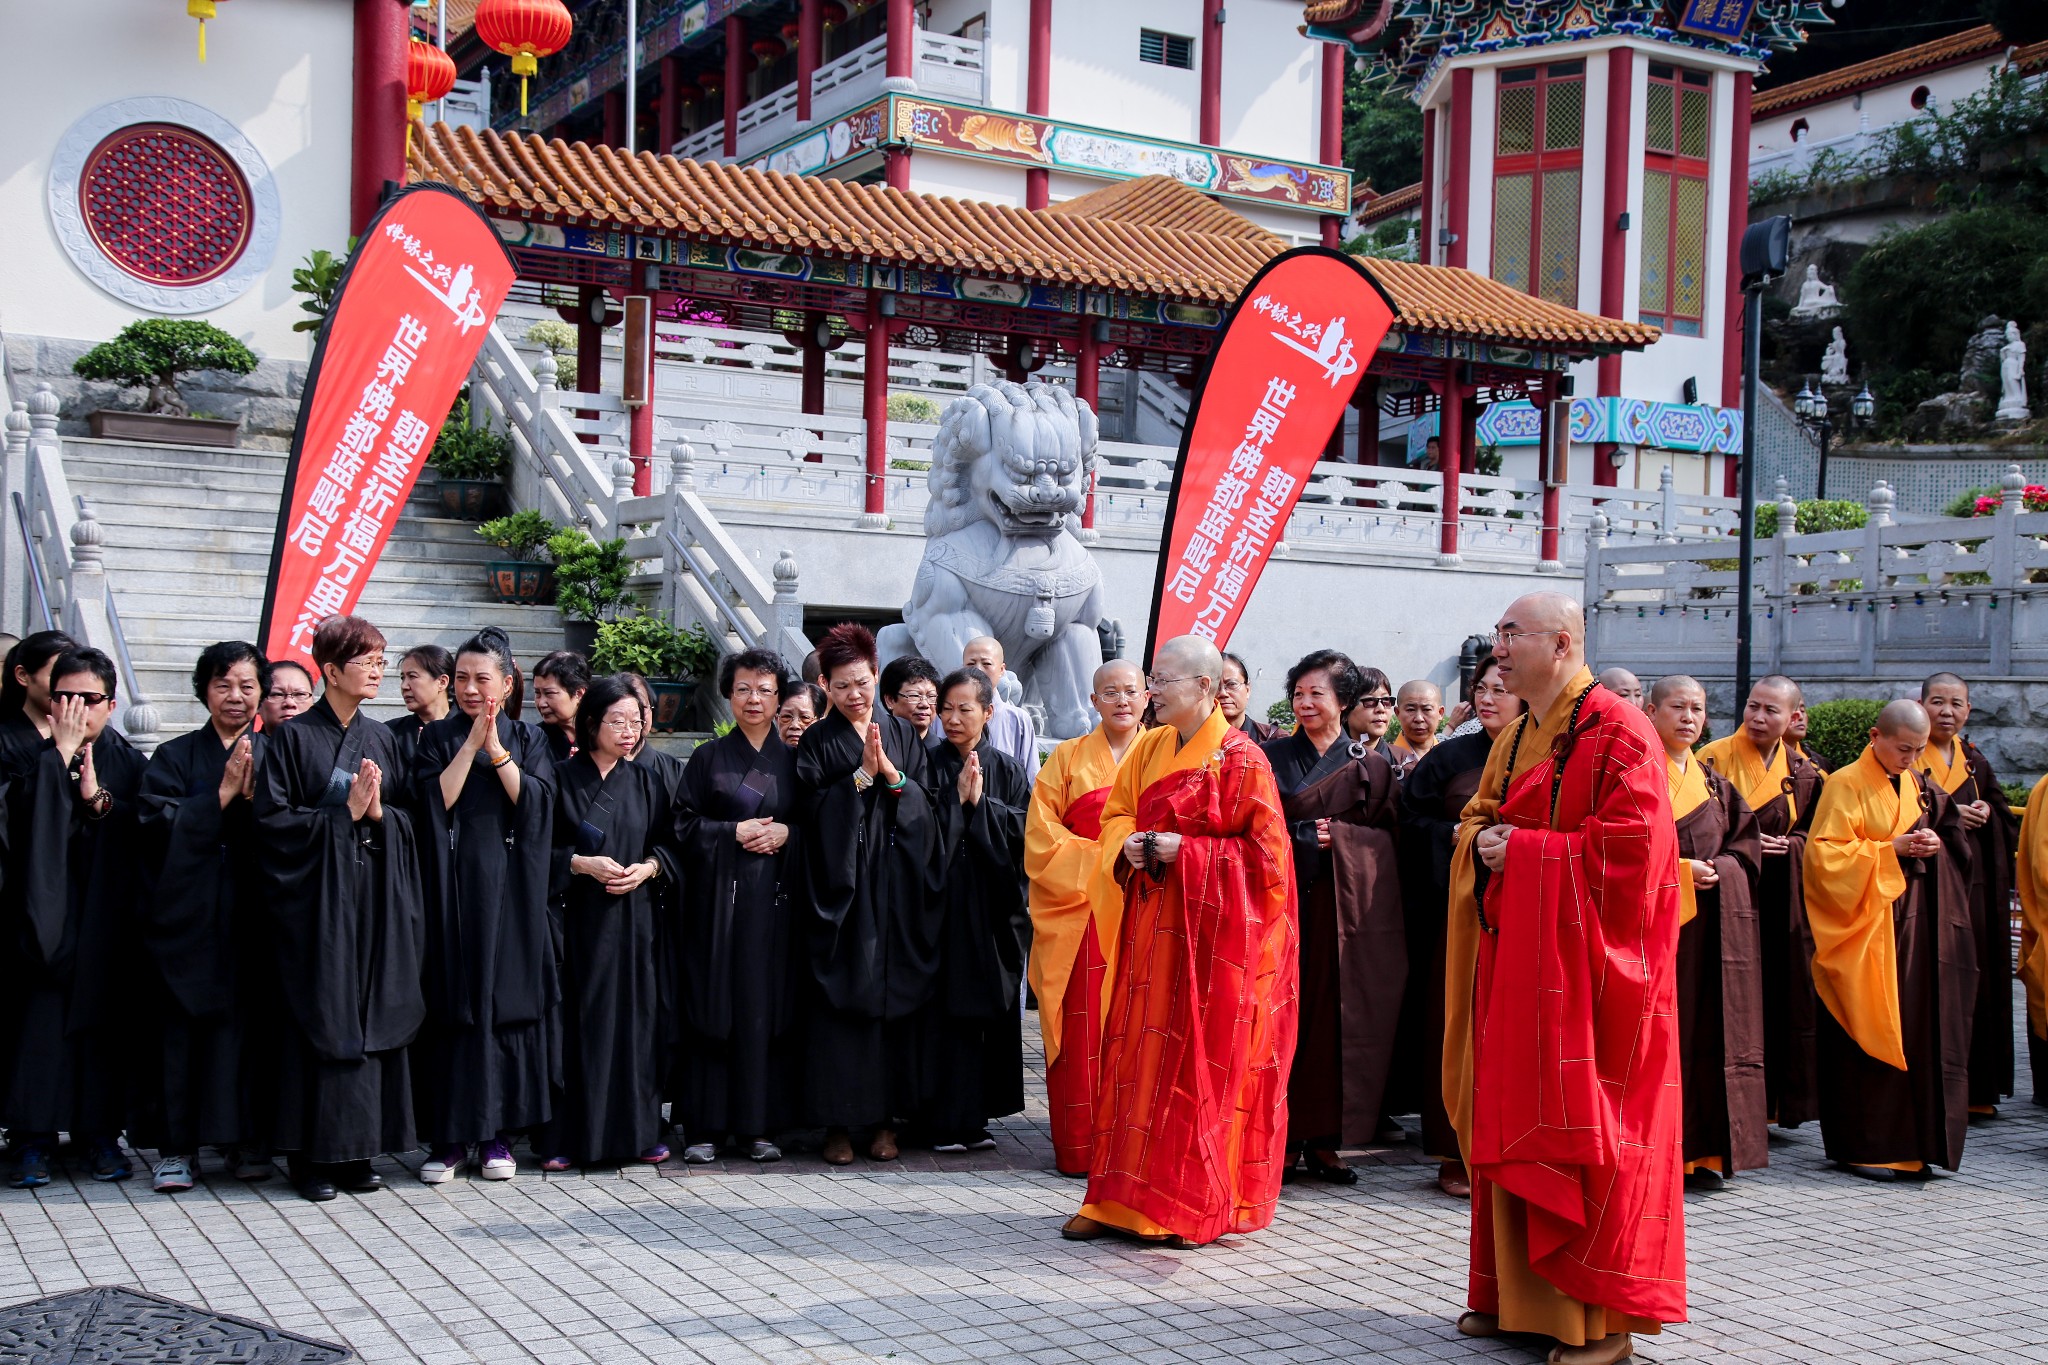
258, 183, 515, 666
1145, 248, 1396, 651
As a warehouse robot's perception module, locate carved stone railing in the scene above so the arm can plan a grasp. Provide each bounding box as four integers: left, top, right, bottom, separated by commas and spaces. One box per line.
470, 323, 628, 537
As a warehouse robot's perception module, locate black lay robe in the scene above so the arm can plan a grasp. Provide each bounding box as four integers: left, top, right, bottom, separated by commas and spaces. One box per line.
254, 700, 425, 1165
409, 713, 558, 1146
133, 726, 272, 1157
546, 754, 678, 1164
631, 744, 691, 1111
795, 709, 938, 1129
1673, 766, 1767, 1174
387, 711, 429, 772
1265, 730, 1407, 1149
919, 739, 1031, 1139
1394, 730, 1492, 1162
0, 725, 148, 1141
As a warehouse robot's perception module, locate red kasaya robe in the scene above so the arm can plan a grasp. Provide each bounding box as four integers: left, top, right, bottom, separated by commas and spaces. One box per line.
1469, 673, 1687, 1333
1080, 705, 1299, 1246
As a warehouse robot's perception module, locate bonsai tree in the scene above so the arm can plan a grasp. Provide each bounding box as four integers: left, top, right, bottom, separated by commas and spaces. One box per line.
522, 319, 578, 389
548, 527, 632, 623
429, 395, 514, 480
476, 510, 558, 561
72, 319, 257, 416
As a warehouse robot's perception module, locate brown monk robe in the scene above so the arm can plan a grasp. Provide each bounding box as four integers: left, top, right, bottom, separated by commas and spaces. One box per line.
1262, 651, 1405, 1182
1803, 702, 1976, 1178
1918, 673, 2020, 1116
1648, 677, 1766, 1180
1696, 676, 1826, 1129
2015, 774, 2048, 1102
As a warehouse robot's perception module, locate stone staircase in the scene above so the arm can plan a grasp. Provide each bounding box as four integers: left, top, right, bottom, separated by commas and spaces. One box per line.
63, 437, 565, 737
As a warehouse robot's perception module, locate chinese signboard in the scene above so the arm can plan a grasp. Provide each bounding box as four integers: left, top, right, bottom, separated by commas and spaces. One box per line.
258, 184, 515, 667
1675, 0, 1761, 43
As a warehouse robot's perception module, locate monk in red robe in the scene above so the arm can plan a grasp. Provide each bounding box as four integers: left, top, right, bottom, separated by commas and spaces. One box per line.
1458, 593, 1685, 1365
1025, 660, 1144, 1176
1061, 634, 1298, 1249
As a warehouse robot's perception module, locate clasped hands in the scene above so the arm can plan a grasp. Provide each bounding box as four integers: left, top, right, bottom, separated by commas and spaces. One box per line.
1120, 831, 1182, 870
1475, 823, 1513, 872
733, 818, 789, 854
570, 853, 659, 895
466, 695, 512, 766
860, 722, 900, 789
1893, 827, 1943, 859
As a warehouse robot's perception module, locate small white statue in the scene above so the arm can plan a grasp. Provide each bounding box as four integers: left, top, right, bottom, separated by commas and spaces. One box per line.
1997, 321, 2031, 421
1820, 327, 1850, 387
1790, 264, 1842, 319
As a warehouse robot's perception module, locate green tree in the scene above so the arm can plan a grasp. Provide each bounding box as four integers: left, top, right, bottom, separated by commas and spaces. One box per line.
73, 319, 257, 415
1343, 65, 1423, 195
1843, 207, 2048, 378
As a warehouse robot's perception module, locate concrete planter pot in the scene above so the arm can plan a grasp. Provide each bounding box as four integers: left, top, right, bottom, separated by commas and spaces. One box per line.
486, 560, 555, 605
647, 679, 697, 732
436, 477, 507, 520
87, 410, 240, 447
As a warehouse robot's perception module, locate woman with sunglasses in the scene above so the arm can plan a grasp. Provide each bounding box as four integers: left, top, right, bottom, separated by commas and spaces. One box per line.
0, 647, 149, 1190
542, 675, 677, 1170
672, 650, 799, 1164
251, 616, 425, 1203
409, 627, 556, 1186
1343, 665, 1400, 764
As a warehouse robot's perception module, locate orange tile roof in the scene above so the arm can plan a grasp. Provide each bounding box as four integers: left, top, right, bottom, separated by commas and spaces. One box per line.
411, 123, 1653, 353
412, 0, 477, 44
2015, 38, 2048, 77
1354, 181, 1421, 224
1752, 25, 2007, 116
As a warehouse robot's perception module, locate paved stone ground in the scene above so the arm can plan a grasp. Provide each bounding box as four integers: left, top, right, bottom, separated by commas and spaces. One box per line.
2, 1008, 2046, 1364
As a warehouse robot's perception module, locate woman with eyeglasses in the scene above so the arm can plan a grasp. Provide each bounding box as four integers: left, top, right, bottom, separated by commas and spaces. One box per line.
132, 641, 273, 1194
1220, 652, 1283, 743
1394, 649, 1525, 1199
541, 676, 679, 1171
1343, 665, 1400, 764
796, 623, 938, 1167
776, 683, 824, 748
672, 650, 799, 1164
259, 660, 317, 730
1261, 649, 1403, 1186
409, 627, 557, 1185
879, 655, 941, 743
389, 646, 454, 769
0, 646, 149, 1191
251, 616, 425, 1203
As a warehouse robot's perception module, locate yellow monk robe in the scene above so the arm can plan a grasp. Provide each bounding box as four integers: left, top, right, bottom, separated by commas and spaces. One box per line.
2016, 774, 2048, 1098
1669, 754, 1712, 929
1802, 748, 1975, 1171
1024, 728, 1125, 1176
1698, 732, 1800, 822
1447, 666, 1663, 1347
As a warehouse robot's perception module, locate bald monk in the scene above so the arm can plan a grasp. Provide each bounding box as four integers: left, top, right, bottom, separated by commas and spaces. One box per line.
1597, 667, 1644, 710
1919, 673, 2019, 1117
1698, 675, 1827, 1129
1025, 660, 1144, 1176
1803, 700, 1975, 1179
1062, 636, 1298, 1248
1648, 676, 1766, 1184
1388, 680, 1443, 778
1456, 592, 1685, 1364
960, 636, 1040, 784
2014, 771, 2048, 1103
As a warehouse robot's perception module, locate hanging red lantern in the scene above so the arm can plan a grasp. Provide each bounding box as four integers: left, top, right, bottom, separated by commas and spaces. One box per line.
186, 0, 229, 63
751, 37, 785, 64
821, 1, 847, 26
780, 21, 800, 42
474, 0, 575, 118
407, 39, 459, 121
674, 83, 703, 104
698, 70, 724, 93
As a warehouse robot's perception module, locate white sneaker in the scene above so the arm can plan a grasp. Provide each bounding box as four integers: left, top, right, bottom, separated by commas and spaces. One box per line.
151, 1156, 195, 1193
682, 1142, 717, 1164
419, 1144, 467, 1185
478, 1140, 517, 1180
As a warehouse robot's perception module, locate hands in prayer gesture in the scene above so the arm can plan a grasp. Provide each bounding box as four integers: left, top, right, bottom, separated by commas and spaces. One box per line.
958, 751, 983, 807
219, 734, 255, 810
347, 758, 384, 823
860, 721, 900, 789
467, 695, 510, 765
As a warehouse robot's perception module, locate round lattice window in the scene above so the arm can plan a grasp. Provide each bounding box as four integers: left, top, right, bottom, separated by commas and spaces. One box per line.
79, 124, 251, 286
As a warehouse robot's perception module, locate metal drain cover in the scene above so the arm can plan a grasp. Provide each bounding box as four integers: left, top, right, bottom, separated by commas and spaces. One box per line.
0, 1285, 353, 1363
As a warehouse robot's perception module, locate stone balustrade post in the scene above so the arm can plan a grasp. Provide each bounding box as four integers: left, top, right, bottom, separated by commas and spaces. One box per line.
1583, 510, 1609, 662
3, 401, 28, 635
1991, 463, 2024, 672
1656, 463, 1678, 543
1858, 481, 1894, 674
771, 549, 805, 666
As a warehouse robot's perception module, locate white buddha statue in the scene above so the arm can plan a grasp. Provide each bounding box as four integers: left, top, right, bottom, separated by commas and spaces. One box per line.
1820, 327, 1850, 387
1790, 263, 1842, 319
1997, 321, 2031, 422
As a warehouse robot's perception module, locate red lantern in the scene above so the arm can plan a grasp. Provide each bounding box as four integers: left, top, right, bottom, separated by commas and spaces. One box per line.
698, 70, 724, 93
474, 0, 575, 118
407, 39, 459, 122
780, 21, 800, 42
186, 0, 230, 63
821, 1, 847, 26
675, 83, 703, 104
751, 37, 785, 64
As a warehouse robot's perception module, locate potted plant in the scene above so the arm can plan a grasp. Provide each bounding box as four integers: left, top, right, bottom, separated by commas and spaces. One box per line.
72, 319, 257, 447
522, 319, 579, 389
476, 510, 559, 604
429, 394, 514, 518
548, 527, 632, 655
590, 611, 719, 731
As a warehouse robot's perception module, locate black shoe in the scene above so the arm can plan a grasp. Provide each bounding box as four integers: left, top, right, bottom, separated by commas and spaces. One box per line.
295, 1177, 338, 1202
337, 1161, 383, 1193
1303, 1151, 1357, 1185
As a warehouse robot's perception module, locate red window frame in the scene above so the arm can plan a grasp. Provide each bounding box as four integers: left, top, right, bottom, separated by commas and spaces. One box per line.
1490, 59, 1585, 308
1640, 63, 1713, 337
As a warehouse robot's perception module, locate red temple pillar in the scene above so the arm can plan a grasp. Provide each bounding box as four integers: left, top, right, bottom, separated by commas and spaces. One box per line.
1537, 374, 1562, 567
723, 15, 744, 158
1438, 362, 1464, 560
1025, 0, 1052, 209
798, 0, 820, 123
350, 0, 409, 235
886, 0, 914, 85
861, 293, 892, 523
885, 148, 911, 190
659, 55, 684, 154
1445, 68, 1472, 269
603, 89, 625, 147
1419, 106, 1436, 267
1076, 325, 1101, 530
1723, 71, 1754, 497
1199, 0, 1223, 146
1595, 47, 1634, 488
1319, 43, 1345, 248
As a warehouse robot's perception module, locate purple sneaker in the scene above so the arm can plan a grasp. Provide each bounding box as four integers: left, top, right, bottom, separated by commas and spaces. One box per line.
478, 1140, 516, 1181
419, 1144, 467, 1185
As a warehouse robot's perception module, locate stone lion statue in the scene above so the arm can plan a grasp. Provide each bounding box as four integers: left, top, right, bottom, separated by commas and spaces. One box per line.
877, 380, 1107, 740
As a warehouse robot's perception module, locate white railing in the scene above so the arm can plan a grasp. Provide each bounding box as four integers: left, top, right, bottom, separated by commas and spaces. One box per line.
1585, 468, 2048, 677
4, 383, 162, 750
676, 121, 723, 162
1562, 465, 1741, 557
470, 324, 629, 537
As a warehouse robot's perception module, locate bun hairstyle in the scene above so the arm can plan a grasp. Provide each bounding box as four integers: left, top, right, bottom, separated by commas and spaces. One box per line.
402, 644, 455, 685
940, 665, 994, 709
457, 625, 525, 719
192, 641, 267, 700
1, 629, 80, 714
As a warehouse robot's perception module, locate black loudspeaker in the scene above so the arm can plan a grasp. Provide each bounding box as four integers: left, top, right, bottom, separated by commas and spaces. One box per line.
1740, 216, 1791, 284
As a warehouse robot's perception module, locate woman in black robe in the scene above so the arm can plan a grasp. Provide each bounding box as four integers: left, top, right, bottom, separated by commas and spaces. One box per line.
673, 650, 799, 1163
797, 624, 938, 1166
389, 645, 453, 770
533, 651, 590, 766
920, 666, 1031, 1152
542, 676, 679, 1169
253, 616, 425, 1202
0, 646, 148, 1190
1262, 650, 1405, 1185
133, 641, 273, 1193
409, 627, 556, 1185
616, 669, 692, 1127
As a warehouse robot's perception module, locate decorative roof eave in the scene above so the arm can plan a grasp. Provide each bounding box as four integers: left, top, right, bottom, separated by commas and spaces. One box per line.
1750, 24, 2007, 117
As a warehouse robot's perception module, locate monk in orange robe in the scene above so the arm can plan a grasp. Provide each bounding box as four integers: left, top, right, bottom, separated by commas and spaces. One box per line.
1648, 676, 1766, 1183
1061, 635, 1298, 1249
1918, 672, 2019, 1116
1025, 660, 1144, 1176
1698, 675, 1827, 1129
1802, 700, 1975, 1179
2014, 771, 2048, 1100
1456, 593, 1685, 1365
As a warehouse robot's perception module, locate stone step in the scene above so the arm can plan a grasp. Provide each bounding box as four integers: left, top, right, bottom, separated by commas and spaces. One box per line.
94, 538, 528, 580
91, 514, 514, 555
64, 438, 293, 476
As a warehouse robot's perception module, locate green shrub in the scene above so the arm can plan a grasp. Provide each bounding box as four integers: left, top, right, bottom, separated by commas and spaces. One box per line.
887, 393, 942, 424
1943, 486, 2001, 519
523, 319, 577, 353
429, 396, 513, 479
475, 509, 557, 560
1844, 207, 2048, 379
590, 611, 718, 680
1803, 699, 1886, 772
548, 528, 632, 623
1265, 697, 1296, 728
2004, 780, 2032, 809
289, 246, 350, 334
1755, 498, 1868, 538
73, 319, 257, 413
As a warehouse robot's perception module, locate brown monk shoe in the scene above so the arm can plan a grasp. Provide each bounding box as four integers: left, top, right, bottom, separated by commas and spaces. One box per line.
1456, 1312, 1500, 1338
821, 1131, 854, 1166
1436, 1160, 1471, 1199
1547, 1332, 1633, 1365
1061, 1214, 1107, 1241
868, 1127, 900, 1162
